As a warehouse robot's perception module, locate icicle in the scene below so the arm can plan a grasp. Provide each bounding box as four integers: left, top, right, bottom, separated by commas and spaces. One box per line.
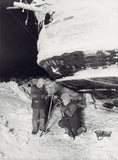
25, 10, 29, 25
24, 0, 29, 25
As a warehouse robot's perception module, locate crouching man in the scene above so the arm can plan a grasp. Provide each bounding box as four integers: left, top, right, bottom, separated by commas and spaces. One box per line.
58, 93, 87, 138
31, 78, 48, 134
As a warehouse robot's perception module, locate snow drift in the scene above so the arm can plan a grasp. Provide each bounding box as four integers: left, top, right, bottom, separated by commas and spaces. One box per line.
1, 82, 118, 160
36, 0, 118, 61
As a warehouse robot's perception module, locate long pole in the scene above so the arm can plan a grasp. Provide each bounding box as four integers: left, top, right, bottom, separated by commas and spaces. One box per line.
39, 91, 54, 137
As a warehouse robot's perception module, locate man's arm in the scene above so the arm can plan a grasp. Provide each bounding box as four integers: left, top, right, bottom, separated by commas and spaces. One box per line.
43, 85, 48, 96
64, 103, 78, 117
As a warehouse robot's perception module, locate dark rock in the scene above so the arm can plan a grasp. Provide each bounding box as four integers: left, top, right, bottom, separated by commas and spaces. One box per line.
103, 103, 114, 109
39, 50, 118, 80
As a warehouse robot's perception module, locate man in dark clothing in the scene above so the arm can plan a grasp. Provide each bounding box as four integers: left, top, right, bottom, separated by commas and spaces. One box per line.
31, 78, 48, 134
58, 92, 87, 138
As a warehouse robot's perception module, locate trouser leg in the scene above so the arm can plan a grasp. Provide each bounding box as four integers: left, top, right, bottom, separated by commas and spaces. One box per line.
39, 108, 45, 131
32, 108, 40, 134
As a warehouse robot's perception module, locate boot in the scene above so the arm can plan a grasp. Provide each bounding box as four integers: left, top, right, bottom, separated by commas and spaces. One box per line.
58, 118, 67, 128
77, 126, 87, 135
32, 119, 39, 134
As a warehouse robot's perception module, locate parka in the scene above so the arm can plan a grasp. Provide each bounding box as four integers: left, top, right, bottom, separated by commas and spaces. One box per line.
31, 84, 48, 109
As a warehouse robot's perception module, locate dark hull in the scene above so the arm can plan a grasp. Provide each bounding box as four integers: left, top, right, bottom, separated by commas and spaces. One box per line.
57, 77, 118, 91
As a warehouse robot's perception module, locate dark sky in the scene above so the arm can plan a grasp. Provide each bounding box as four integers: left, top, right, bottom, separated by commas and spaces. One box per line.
0, 0, 48, 80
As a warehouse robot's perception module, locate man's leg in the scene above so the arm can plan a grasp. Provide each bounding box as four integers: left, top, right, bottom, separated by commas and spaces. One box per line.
39, 108, 46, 131
32, 108, 40, 134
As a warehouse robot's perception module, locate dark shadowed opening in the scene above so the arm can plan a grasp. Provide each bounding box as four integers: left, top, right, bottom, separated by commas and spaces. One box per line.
0, 0, 49, 81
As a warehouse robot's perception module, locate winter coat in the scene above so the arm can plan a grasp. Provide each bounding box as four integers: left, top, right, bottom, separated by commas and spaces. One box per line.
58, 106, 85, 136
58, 93, 86, 136
31, 84, 48, 109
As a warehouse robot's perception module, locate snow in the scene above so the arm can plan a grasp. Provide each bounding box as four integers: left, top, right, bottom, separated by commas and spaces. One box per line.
34, 0, 118, 62
8, 82, 30, 102
0, 82, 118, 160
56, 64, 118, 82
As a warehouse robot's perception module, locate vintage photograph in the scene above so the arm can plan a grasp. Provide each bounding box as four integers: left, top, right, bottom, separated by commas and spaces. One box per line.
0, 0, 118, 159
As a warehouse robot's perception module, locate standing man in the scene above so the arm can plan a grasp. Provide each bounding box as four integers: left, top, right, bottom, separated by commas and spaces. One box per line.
31, 78, 48, 134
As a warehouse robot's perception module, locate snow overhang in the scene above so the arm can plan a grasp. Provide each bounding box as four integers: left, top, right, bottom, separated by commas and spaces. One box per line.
35, 0, 118, 63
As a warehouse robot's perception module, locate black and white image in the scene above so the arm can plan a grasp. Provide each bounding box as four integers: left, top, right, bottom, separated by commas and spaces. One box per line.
0, 0, 118, 159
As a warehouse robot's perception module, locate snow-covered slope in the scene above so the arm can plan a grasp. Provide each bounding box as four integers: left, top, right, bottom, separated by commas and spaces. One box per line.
0, 82, 118, 160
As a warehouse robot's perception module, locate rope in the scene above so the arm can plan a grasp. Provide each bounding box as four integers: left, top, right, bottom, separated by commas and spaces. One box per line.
7, 9, 37, 41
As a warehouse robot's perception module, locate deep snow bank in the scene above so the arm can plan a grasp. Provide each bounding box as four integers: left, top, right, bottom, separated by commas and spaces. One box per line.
34, 0, 118, 62
0, 82, 118, 160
